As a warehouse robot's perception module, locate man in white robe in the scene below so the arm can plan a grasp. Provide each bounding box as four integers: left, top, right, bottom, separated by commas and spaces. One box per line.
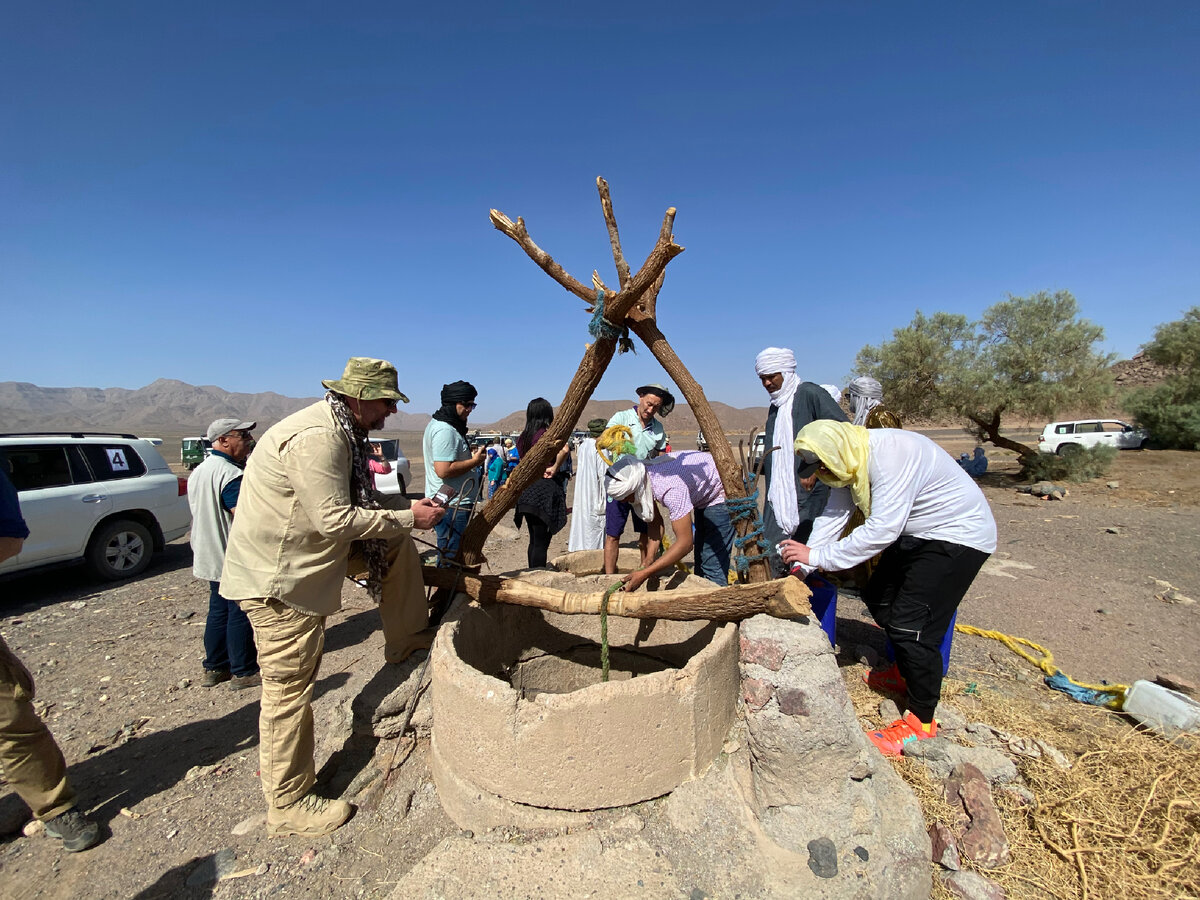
568, 418, 608, 552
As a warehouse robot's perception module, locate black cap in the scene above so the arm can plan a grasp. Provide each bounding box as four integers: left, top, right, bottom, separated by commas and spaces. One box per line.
796, 447, 822, 479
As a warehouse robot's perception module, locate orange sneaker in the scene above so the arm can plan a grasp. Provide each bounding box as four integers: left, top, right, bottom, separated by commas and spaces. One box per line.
867, 712, 937, 756
863, 662, 907, 695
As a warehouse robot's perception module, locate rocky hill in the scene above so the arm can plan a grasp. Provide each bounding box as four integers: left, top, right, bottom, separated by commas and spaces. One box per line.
1111, 352, 1178, 390
0, 379, 768, 437
0, 379, 432, 434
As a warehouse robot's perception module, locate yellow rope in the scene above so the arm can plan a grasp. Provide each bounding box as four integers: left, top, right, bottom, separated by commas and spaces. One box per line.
596, 425, 637, 466
954, 623, 1129, 697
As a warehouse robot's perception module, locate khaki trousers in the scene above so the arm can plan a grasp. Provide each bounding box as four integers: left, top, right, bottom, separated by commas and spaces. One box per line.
347, 533, 429, 663
240, 533, 427, 808
0, 636, 76, 820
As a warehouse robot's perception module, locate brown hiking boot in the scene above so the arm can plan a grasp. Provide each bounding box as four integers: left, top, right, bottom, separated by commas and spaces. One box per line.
202, 668, 232, 687
267, 793, 352, 837
229, 673, 261, 691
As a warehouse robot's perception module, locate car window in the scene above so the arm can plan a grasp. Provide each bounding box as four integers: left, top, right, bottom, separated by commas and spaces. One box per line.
1101, 422, 1125, 433
79, 444, 147, 481
1075, 422, 1101, 434
1054, 424, 1074, 434
2, 446, 75, 491
66, 446, 93, 484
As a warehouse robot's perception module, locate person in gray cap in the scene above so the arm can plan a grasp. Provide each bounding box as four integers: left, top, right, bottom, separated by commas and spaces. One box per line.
602, 383, 674, 575
221, 357, 445, 838
189, 418, 260, 689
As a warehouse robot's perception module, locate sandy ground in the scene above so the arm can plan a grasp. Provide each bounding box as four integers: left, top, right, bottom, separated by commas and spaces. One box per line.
0, 431, 1196, 898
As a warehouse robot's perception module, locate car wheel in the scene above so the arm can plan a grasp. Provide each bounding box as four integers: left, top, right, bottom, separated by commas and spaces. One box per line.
1139, 439, 1149, 450
397, 476, 406, 496
1056, 443, 1081, 457
87, 519, 153, 580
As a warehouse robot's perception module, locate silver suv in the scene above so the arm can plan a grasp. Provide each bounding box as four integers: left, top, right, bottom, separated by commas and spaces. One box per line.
0, 433, 191, 580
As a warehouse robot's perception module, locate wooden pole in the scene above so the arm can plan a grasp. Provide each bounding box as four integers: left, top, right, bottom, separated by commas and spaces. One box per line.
423, 566, 811, 621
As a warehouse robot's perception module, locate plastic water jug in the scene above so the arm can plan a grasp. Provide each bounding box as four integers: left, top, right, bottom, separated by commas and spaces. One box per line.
1122, 680, 1200, 738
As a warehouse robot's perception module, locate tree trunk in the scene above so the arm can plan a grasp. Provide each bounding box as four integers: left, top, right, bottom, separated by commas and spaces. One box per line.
422, 566, 811, 621
966, 410, 1037, 458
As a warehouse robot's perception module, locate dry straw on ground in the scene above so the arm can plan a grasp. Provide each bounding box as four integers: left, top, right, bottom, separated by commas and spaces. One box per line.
847, 668, 1200, 900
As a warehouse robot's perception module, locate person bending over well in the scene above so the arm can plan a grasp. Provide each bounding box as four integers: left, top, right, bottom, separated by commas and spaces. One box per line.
604, 451, 733, 590
778, 420, 996, 757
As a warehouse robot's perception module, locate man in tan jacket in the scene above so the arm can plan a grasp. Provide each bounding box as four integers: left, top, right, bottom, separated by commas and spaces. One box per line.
221, 358, 444, 837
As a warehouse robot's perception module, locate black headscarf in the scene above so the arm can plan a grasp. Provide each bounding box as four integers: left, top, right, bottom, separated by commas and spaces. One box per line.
432, 380, 477, 439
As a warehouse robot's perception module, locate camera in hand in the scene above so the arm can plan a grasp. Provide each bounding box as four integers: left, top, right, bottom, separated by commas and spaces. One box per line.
431, 484, 458, 508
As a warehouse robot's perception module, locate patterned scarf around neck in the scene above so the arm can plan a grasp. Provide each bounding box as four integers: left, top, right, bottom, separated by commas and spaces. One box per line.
325, 391, 388, 601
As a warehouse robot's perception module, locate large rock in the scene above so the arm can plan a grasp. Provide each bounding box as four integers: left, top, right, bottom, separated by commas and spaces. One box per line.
350, 651, 430, 738
944, 764, 1011, 868
739, 613, 930, 899
942, 869, 1007, 899
902, 736, 1018, 784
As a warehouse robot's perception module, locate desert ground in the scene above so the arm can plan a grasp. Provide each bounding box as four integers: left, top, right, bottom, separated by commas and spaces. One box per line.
0, 430, 1196, 898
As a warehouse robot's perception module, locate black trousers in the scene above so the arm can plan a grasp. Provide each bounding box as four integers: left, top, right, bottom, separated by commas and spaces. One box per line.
863, 536, 989, 722
527, 518, 551, 569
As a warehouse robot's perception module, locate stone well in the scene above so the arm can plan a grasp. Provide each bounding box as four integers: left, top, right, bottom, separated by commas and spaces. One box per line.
430, 582, 739, 829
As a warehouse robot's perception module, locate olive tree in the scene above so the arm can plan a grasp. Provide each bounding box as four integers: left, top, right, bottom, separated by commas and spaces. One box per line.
1127, 306, 1200, 449
855, 291, 1114, 457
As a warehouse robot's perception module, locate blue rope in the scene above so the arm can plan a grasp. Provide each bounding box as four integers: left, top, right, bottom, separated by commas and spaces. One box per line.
587, 289, 634, 353
727, 490, 770, 572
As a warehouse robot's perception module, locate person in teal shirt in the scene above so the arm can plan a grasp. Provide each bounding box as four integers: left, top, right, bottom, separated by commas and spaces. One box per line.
422, 381, 486, 563
603, 383, 673, 575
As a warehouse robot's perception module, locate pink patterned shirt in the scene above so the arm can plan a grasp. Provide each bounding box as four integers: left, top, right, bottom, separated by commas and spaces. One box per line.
647, 452, 726, 521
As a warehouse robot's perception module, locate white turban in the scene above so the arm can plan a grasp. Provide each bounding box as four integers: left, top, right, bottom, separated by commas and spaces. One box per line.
848, 376, 884, 426
604, 457, 656, 522
754, 347, 796, 377
820, 384, 842, 404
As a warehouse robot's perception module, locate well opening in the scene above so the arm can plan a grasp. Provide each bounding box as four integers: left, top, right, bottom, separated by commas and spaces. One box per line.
430, 565, 739, 824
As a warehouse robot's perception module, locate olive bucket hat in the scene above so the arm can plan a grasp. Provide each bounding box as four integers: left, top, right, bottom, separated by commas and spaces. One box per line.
322, 357, 410, 403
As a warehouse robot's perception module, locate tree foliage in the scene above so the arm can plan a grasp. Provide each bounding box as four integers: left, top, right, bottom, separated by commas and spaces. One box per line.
1127, 306, 1200, 449
855, 311, 974, 421
1020, 445, 1118, 483
855, 291, 1114, 457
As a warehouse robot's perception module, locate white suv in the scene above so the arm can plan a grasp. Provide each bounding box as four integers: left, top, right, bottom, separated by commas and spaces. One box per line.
0, 433, 191, 580
370, 438, 413, 496
1037, 419, 1149, 455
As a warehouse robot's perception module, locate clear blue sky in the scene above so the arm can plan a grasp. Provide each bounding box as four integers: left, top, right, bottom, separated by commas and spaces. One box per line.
3, 2, 1197, 422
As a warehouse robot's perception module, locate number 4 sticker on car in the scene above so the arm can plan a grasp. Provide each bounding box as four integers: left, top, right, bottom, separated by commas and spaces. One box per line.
106, 448, 130, 471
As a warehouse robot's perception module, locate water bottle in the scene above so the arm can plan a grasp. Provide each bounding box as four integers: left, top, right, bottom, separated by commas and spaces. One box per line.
1122, 680, 1200, 739
775, 543, 805, 577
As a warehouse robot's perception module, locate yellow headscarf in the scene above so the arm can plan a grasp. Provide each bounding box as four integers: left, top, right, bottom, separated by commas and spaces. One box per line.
793, 420, 873, 516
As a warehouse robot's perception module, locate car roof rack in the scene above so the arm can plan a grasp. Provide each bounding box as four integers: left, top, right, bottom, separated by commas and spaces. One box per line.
0, 432, 141, 439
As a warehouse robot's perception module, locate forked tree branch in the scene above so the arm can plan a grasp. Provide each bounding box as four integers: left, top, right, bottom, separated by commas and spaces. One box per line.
461, 198, 684, 567
597, 177, 632, 289
488, 210, 596, 304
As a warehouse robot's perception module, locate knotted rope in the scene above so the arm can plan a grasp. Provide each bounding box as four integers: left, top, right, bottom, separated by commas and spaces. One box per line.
587, 289, 635, 354
727, 489, 770, 574
600, 581, 624, 682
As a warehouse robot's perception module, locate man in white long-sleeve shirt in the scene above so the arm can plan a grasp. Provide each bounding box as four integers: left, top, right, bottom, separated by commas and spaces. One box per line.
780, 421, 996, 757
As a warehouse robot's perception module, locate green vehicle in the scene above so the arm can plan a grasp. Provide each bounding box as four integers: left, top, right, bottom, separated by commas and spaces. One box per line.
181, 437, 212, 470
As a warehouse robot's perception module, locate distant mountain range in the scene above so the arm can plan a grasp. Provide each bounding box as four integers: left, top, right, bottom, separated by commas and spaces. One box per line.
0, 379, 771, 437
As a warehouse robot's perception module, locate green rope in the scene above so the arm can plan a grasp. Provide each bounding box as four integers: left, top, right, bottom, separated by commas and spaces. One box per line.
601, 581, 624, 682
